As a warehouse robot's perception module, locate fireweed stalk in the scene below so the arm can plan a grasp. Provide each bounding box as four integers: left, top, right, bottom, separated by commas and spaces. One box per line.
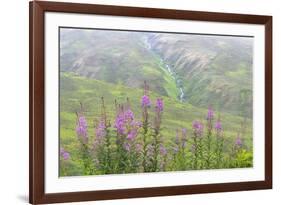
173, 128, 188, 170
93, 118, 106, 173
115, 101, 142, 173
181, 129, 188, 169
233, 134, 244, 167
141, 81, 151, 172
192, 120, 204, 169
60, 147, 70, 176
214, 118, 224, 168
124, 101, 142, 173
76, 110, 93, 175
60, 147, 70, 160
159, 144, 168, 171
234, 134, 243, 156
93, 97, 112, 174
151, 98, 164, 171
205, 107, 214, 168
102, 97, 113, 173
115, 105, 128, 173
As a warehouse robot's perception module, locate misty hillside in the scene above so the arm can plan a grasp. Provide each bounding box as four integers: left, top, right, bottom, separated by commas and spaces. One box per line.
146, 33, 253, 117
60, 28, 253, 117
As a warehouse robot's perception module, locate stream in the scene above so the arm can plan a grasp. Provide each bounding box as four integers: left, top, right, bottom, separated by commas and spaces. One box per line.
144, 37, 185, 102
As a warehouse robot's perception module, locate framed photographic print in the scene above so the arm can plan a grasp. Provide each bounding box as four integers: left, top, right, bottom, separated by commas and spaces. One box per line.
29, 1, 272, 204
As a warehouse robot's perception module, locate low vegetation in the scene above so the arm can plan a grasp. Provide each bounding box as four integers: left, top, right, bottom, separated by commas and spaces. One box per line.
60, 74, 252, 176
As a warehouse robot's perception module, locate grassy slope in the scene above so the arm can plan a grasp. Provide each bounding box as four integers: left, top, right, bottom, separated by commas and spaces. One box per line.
60, 73, 253, 175
149, 34, 253, 117
60, 29, 177, 99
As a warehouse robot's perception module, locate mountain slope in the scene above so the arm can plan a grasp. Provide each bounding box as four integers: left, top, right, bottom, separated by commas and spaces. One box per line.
147, 33, 253, 117
60, 28, 253, 117
60, 28, 177, 98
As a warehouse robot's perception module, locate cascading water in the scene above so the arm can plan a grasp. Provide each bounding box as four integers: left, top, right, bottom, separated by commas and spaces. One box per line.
163, 62, 185, 102
179, 88, 184, 101
144, 36, 185, 102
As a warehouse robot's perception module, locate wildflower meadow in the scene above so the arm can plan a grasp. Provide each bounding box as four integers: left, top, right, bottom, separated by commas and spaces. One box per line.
60, 82, 252, 176
59, 28, 253, 176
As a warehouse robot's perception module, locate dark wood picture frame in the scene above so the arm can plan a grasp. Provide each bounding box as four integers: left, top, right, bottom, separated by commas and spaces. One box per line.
29, 1, 272, 204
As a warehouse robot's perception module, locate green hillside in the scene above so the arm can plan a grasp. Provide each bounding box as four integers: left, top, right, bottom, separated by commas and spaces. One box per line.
60, 28, 253, 117
60, 73, 252, 173
148, 33, 253, 117
60, 29, 176, 97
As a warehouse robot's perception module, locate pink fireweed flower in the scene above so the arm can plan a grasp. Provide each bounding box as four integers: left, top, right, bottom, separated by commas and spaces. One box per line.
60, 148, 70, 160
141, 95, 151, 108
115, 108, 140, 137
206, 106, 214, 120
127, 129, 138, 140
96, 120, 106, 139
114, 113, 126, 135
192, 120, 204, 136
155, 98, 164, 112
124, 109, 134, 121
93, 120, 106, 149
215, 120, 222, 131
130, 120, 142, 127
235, 135, 243, 147
76, 115, 88, 143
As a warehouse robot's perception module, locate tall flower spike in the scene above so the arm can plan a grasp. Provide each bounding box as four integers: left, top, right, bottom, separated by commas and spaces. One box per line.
114, 112, 126, 135
235, 135, 242, 147
60, 148, 70, 160
206, 106, 214, 120
124, 109, 134, 121
192, 120, 204, 136
76, 114, 88, 143
141, 95, 151, 108
141, 81, 151, 108
215, 120, 222, 131
155, 98, 164, 112
143, 81, 149, 95
96, 120, 106, 139
127, 129, 138, 140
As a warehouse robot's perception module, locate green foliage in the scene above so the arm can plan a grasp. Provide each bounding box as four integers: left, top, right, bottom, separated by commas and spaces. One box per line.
233, 149, 253, 168
59, 73, 253, 176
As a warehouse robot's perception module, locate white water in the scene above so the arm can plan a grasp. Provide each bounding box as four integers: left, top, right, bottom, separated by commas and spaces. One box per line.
163, 61, 185, 102
165, 64, 175, 79
179, 88, 184, 101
